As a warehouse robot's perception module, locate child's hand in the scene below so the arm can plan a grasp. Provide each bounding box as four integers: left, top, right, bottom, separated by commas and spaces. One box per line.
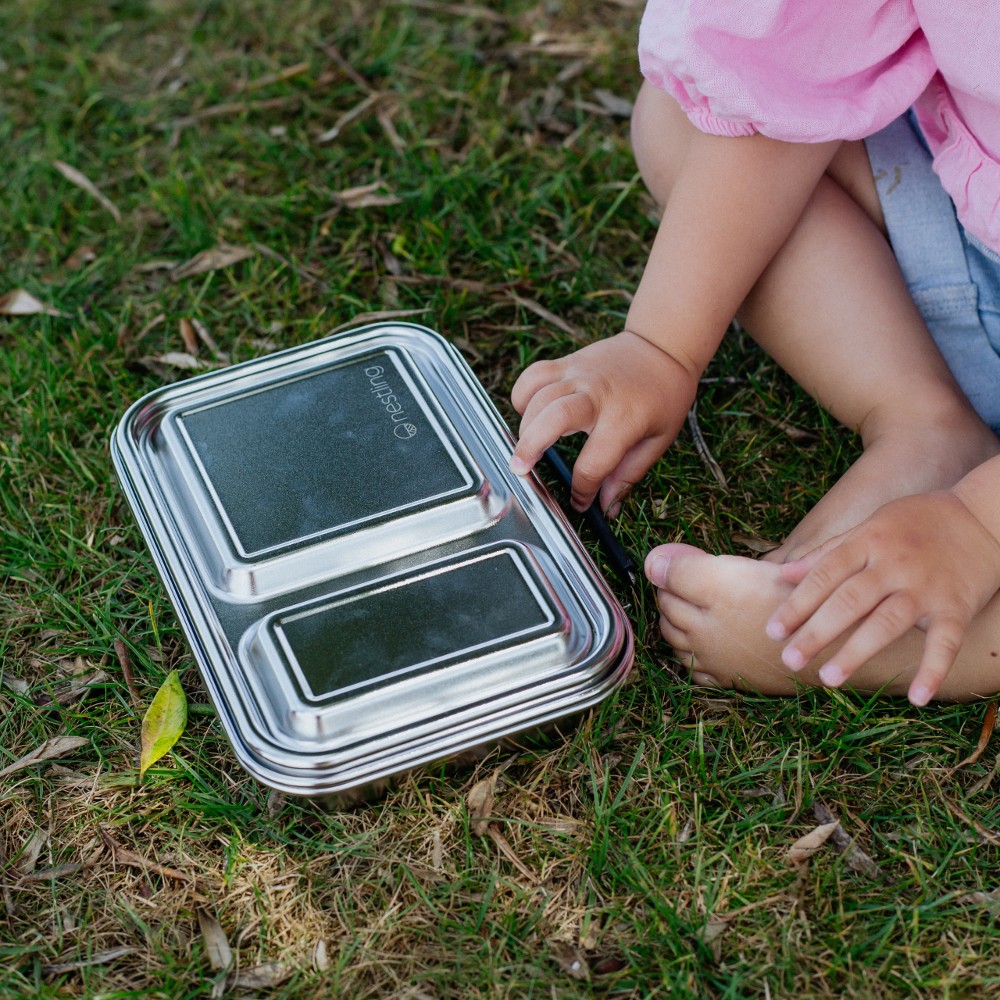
509, 330, 698, 513
765, 491, 1000, 705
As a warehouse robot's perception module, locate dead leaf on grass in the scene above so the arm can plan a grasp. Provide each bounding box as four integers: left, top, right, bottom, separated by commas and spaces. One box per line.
179, 317, 199, 354
34, 668, 107, 708
312, 939, 329, 971
53, 159, 122, 223
0, 735, 90, 779
332, 181, 403, 209
955, 886, 1000, 914
233, 963, 292, 989
467, 771, 498, 836
549, 941, 590, 981
786, 820, 839, 866
196, 907, 233, 973
700, 917, 730, 962
18, 862, 84, 882
266, 789, 286, 819
488, 826, 538, 883
950, 700, 998, 773
732, 534, 780, 555
63, 245, 98, 270
146, 351, 208, 371
42, 947, 134, 975
0, 289, 67, 318
812, 802, 883, 880
188, 316, 229, 361
100, 828, 191, 882
536, 817, 585, 835
169, 243, 255, 282
1, 675, 30, 695
18, 830, 48, 875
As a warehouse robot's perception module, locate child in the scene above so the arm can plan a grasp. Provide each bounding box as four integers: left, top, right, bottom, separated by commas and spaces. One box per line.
508, 2, 1000, 705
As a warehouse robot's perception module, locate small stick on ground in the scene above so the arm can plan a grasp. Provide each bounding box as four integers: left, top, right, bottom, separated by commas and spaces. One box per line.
114, 637, 143, 709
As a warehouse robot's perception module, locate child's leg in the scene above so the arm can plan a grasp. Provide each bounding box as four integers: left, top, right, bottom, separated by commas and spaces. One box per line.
646, 543, 1000, 701
635, 83, 1000, 696
633, 83, 1000, 561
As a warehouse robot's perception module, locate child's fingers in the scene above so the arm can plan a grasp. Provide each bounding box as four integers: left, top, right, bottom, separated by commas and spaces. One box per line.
766, 542, 868, 642
509, 390, 594, 477
566, 425, 633, 511
777, 570, 888, 671
510, 358, 563, 415
597, 435, 672, 516
777, 533, 847, 584
905, 617, 968, 706
810, 590, 926, 688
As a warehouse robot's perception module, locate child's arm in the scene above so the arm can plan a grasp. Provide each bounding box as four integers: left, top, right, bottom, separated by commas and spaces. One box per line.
510, 117, 839, 513
767, 456, 1000, 705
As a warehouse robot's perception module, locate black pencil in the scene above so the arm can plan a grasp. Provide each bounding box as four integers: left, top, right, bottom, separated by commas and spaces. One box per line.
543, 446, 639, 589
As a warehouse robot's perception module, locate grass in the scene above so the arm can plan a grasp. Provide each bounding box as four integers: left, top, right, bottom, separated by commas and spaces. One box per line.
1, 0, 999, 996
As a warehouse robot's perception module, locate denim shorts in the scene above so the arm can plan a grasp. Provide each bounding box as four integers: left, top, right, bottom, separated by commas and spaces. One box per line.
864, 114, 1000, 434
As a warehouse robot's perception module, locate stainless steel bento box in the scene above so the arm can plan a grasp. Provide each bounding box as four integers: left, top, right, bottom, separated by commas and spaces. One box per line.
112, 322, 633, 798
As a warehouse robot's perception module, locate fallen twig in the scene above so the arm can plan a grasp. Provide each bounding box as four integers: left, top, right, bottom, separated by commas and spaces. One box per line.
687, 404, 728, 489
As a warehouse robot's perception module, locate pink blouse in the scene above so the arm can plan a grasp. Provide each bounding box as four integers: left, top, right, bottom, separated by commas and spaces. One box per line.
638, 2, 1000, 254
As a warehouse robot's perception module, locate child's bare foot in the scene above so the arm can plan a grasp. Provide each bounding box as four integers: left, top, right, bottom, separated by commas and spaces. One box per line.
645, 542, 1000, 701
768, 403, 1000, 563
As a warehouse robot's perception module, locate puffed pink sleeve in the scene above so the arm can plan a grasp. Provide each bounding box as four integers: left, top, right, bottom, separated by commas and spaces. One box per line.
638, 1, 937, 142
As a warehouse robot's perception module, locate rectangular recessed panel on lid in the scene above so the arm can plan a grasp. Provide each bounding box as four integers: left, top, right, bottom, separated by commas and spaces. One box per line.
176, 351, 472, 556
274, 547, 557, 701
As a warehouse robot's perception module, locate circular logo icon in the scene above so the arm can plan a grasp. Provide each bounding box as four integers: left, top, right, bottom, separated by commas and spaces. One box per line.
394, 422, 417, 440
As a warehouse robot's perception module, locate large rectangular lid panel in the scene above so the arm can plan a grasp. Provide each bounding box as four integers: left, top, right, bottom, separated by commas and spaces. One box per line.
112, 323, 633, 796
132, 345, 507, 600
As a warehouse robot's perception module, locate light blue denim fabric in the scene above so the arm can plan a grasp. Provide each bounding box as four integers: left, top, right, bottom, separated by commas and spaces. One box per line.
865, 114, 1000, 434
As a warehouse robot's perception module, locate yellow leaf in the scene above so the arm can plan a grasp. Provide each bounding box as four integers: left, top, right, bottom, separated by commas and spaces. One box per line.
140, 670, 187, 776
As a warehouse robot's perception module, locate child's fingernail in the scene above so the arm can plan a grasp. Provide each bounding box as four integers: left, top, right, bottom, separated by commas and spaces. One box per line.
782, 646, 805, 671
765, 618, 787, 641
509, 455, 529, 475
909, 684, 932, 707
819, 663, 845, 687
645, 554, 671, 586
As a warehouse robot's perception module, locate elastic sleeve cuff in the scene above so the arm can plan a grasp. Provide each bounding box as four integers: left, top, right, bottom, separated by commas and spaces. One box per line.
683, 108, 758, 138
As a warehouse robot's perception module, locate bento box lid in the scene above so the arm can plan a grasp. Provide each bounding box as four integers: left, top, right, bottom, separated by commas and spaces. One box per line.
112, 323, 633, 795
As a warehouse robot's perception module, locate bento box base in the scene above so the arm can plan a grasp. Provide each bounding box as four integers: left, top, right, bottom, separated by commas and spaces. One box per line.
308, 712, 587, 810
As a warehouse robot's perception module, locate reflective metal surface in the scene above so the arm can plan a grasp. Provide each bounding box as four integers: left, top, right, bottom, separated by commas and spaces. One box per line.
112, 323, 633, 796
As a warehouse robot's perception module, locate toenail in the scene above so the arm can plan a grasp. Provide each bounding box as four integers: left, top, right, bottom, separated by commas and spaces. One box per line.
819, 662, 845, 687
645, 554, 670, 586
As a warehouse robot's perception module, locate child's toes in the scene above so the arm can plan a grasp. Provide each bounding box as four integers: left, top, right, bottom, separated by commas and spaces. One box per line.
657, 604, 693, 653
655, 585, 702, 635
644, 543, 716, 605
